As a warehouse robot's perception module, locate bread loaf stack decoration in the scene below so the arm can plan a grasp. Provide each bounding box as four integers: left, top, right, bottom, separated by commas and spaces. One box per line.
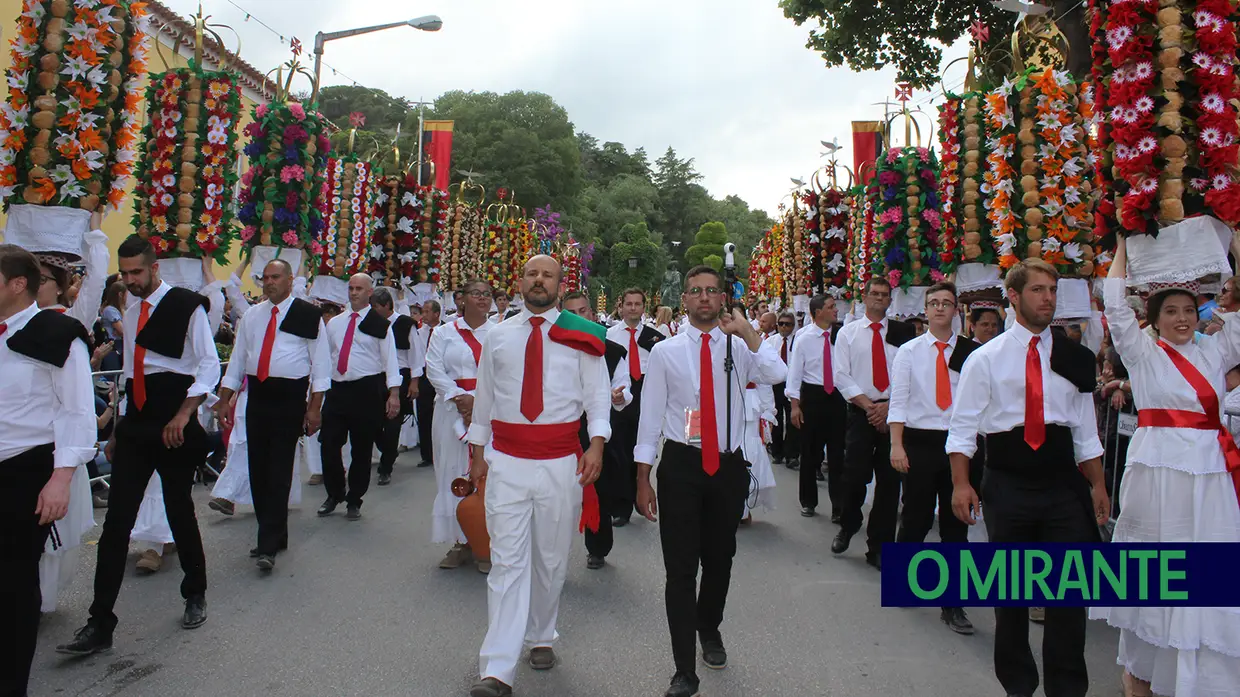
237, 51, 329, 279
445, 178, 485, 291
1, 0, 149, 255
132, 8, 241, 264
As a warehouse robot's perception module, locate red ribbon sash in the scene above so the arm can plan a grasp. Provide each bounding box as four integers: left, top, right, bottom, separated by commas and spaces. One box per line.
1140, 341, 1240, 507
454, 378, 477, 391
456, 319, 483, 367
490, 421, 600, 533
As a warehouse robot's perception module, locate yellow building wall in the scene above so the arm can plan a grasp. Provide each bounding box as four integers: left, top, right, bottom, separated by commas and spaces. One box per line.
0, 0, 260, 280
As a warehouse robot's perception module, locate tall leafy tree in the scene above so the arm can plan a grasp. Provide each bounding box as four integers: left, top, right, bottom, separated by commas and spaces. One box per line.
685, 221, 730, 271
609, 222, 667, 295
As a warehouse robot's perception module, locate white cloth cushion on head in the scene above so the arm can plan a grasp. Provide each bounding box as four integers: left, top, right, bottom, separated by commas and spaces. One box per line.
157, 257, 203, 292
250, 246, 304, 280
888, 286, 927, 319
956, 263, 1002, 294
309, 275, 348, 306
1054, 278, 1091, 321
3, 204, 91, 260
411, 282, 438, 307
1126, 215, 1232, 294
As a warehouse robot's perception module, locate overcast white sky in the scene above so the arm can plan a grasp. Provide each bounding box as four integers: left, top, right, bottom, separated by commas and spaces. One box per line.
166, 0, 960, 216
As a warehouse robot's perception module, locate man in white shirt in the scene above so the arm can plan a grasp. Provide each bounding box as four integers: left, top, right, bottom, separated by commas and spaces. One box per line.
0, 245, 95, 696
317, 274, 401, 521
787, 295, 847, 519
947, 259, 1110, 697
490, 290, 518, 323
60, 235, 220, 655
830, 276, 916, 568
757, 311, 776, 339
765, 311, 799, 468
887, 281, 979, 635
371, 287, 422, 486
604, 287, 665, 527
467, 256, 610, 697
216, 260, 330, 571
416, 299, 442, 468
634, 266, 786, 697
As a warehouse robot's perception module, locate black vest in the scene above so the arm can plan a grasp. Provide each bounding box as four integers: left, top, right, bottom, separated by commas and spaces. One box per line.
279, 297, 322, 340
134, 287, 210, 359
358, 309, 390, 340
948, 335, 981, 373
7, 309, 89, 368
603, 339, 628, 380
1050, 331, 1097, 393
392, 314, 415, 351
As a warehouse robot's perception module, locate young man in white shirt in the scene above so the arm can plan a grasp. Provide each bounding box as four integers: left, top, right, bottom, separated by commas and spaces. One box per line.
765, 310, 799, 468
416, 299, 442, 468
635, 266, 786, 697
947, 259, 1110, 697
787, 294, 847, 519
887, 281, 979, 635
371, 287, 422, 487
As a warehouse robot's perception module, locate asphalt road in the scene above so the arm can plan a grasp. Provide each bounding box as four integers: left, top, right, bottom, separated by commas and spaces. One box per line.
30, 449, 1124, 697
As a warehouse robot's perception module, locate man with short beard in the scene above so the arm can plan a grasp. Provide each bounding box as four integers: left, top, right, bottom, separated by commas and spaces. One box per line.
948, 258, 1109, 697
467, 257, 611, 697
59, 235, 220, 655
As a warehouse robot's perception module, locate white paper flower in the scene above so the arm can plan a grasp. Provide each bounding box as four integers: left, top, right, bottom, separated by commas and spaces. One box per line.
1136, 136, 1158, 154
1063, 242, 1083, 262
1106, 26, 1133, 48
1041, 237, 1062, 253
1201, 128, 1224, 147
1202, 93, 1226, 114
1133, 96, 1154, 114
1193, 52, 1214, 69
1131, 62, 1153, 81
1213, 173, 1232, 190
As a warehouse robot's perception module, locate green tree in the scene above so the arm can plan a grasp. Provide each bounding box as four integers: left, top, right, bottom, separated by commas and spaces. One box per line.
686, 221, 729, 270
609, 222, 667, 295
317, 85, 411, 133
778, 0, 1089, 89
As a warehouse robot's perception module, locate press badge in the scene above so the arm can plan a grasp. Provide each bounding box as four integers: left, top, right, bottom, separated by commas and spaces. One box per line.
684, 407, 703, 445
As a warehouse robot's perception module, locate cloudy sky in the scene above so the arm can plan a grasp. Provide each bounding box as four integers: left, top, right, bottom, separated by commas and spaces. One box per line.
165, 0, 962, 216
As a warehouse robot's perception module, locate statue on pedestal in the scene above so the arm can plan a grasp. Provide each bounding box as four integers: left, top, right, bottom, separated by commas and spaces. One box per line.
660, 264, 683, 309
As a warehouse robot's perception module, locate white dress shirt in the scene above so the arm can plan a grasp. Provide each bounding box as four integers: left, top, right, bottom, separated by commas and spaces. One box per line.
0, 303, 96, 468
887, 332, 961, 431
607, 340, 634, 411
425, 316, 492, 404
946, 322, 1104, 462
607, 320, 652, 376
63, 229, 108, 330
325, 305, 402, 388
834, 315, 900, 401
417, 321, 443, 354
764, 331, 795, 365
221, 294, 331, 394
467, 308, 612, 445
784, 324, 834, 400
394, 316, 426, 378
635, 326, 787, 465
121, 281, 221, 404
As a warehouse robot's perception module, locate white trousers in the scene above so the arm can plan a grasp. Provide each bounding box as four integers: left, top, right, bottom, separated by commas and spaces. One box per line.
478, 446, 581, 685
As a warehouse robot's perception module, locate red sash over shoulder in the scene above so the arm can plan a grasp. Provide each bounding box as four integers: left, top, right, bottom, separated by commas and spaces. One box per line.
1137, 340, 1240, 507
490, 420, 600, 533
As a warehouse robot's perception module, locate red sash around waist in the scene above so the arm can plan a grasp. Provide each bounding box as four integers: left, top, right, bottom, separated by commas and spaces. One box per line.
490, 420, 599, 533
455, 378, 477, 390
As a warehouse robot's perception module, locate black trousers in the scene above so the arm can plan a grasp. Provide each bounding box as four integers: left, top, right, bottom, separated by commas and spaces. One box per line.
92, 375, 208, 633
897, 428, 967, 610
983, 467, 1099, 697
771, 381, 799, 460
656, 441, 749, 675
797, 382, 846, 511
246, 376, 309, 556
0, 444, 53, 697
610, 378, 642, 519
377, 369, 414, 476
321, 374, 387, 507
582, 418, 619, 558
839, 403, 900, 556
415, 374, 436, 464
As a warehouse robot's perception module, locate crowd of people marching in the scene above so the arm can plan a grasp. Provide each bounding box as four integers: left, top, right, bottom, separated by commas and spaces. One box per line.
4, 222, 1240, 697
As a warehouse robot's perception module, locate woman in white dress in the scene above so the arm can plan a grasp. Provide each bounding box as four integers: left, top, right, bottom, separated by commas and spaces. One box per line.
740, 382, 778, 522
1092, 237, 1240, 697
209, 385, 304, 513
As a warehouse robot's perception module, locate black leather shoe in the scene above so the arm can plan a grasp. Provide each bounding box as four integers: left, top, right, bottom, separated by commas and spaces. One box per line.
785, 458, 799, 470
831, 512, 842, 525
800, 506, 816, 517
815, 469, 826, 481
417, 460, 433, 468
55, 622, 112, 655
831, 530, 852, 554
700, 637, 727, 669
377, 473, 391, 486
346, 504, 361, 521
611, 515, 629, 528
249, 547, 260, 558
665, 670, 701, 697
469, 677, 513, 697
317, 497, 339, 517
586, 554, 605, 570
256, 554, 275, 571
941, 607, 975, 634
865, 551, 882, 570
182, 595, 207, 629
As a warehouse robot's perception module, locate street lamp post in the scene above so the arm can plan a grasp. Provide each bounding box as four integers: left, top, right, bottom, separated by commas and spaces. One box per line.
311, 15, 442, 104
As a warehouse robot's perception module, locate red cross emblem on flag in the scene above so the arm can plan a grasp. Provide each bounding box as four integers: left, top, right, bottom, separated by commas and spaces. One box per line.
290, 37, 303, 57
895, 83, 912, 102
969, 20, 990, 45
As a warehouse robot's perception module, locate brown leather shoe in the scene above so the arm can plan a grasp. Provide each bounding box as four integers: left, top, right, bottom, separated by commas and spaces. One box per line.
529, 646, 556, 670
469, 677, 512, 697
307, 474, 323, 485
135, 549, 161, 574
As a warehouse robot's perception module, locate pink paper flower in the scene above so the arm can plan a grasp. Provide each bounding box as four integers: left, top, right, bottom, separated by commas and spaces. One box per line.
240, 225, 256, 242
255, 104, 269, 119
309, 241, 323, 255
887, 269, 903, 287
930, 269, 946, 282
886, 149, 901, 164
282, 230, 299, 246
280, 165, 306, 183
288, 103, 306, 121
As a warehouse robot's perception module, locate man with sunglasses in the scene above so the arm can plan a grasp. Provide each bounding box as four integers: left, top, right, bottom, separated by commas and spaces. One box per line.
765, 311, 799, 468
635, 266, 786, 697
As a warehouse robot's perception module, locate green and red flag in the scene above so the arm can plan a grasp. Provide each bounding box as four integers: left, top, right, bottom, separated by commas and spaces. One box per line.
549, 310, 606, 357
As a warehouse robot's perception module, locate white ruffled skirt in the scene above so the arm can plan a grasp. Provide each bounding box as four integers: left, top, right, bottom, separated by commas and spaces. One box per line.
38, 464, 96, 612
743, 417, 777, 514
430, 400, 469, 545
1090, 461, 1240, 696
131, 472, 174, 545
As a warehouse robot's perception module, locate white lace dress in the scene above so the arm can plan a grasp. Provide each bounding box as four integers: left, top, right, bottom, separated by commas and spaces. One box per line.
1090, 278, 1240, 696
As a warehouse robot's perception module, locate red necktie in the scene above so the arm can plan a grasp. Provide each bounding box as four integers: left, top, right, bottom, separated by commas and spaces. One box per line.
520, 317, 545, 421
427, 324, 435, 348
870, 322, 889, 392
935, 341, 952, 410
1025, 336, 1045, 450
337, 312, 359, 374
780, 337, 787, 363
0, 322, 7, 338
133, 301, 151, 410
823, 329, 835, 393
256, 306, 278, 381
699, 333, 720, 475
627, 326, 641, 382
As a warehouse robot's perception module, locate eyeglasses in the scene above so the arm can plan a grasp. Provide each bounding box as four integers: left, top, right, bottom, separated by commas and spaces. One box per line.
464, 290, 490, 298
777, 321, 794, 327
926, 300, 957, 310
40, 275, 56, 285
685, 287, 723, 296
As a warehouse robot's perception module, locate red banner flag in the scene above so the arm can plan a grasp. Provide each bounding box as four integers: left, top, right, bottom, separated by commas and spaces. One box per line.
852, 121, 884, 185
422, 120, 454, 191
